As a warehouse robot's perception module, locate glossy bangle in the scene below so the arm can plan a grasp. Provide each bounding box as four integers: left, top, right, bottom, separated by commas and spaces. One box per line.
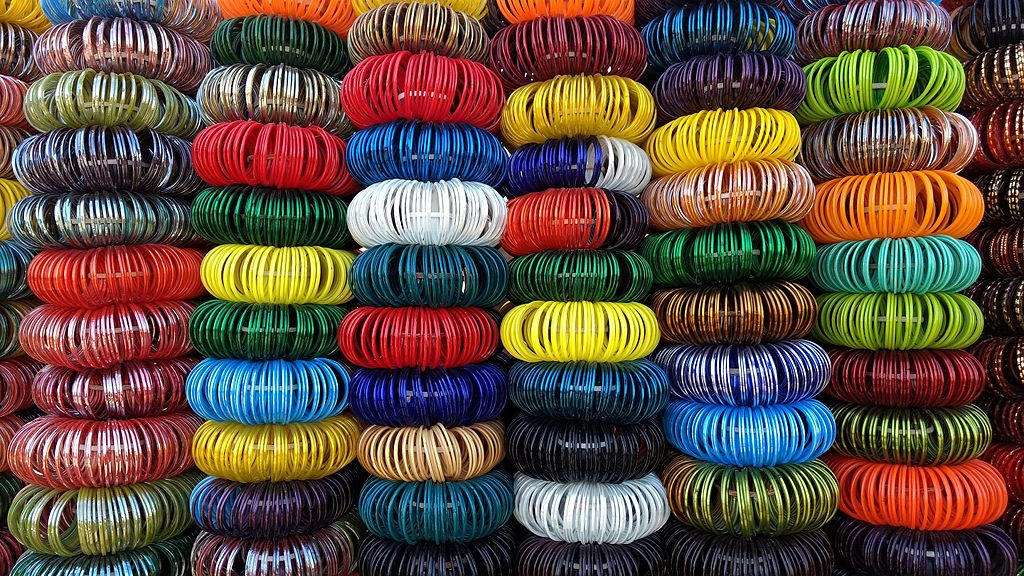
8, 413, 200, 489
508, 249, 653, 303
826, 348, 987, 408
212, 16, 350, 77
191, 519, 360, 576
353, 0, 484, 17
971, 337, 1024, 398
0, 75, 27, 129
950, 0, 1024, 59
0, 240, 33, 300
664, 522, 833, 576
0, 0, 47, 34
967, 225, 1024, 277
502, 189, 647, 255
963, 278, 1024, 334
0, 301, 35, 359
1005, 502, 1024, 553
517, 533, 663, 576
39, 0, 218, 40
200, 244, 355, 306
10, 533, 190, 576
0, 531, 19, 576
662, 454, 839, 537
984, 443, 1024, 502
970, 101, 1024, 171
192, 414, 361, 483
347, 3, 487, 64
0, 358, 38, 416
0, 22, 37, 80
360, 527, 515, 576
357, 420, 505, 482
496, 0, 631, 24
189, 301, 345, 360
649, 281, 817, 345
0, 126, 28, 179
506, 136, 651, 197
0, 472, 21, 516
0, 179, 30, 240
0, 415, 21, 471
217, 0, 355, 39
960, 43, 1024, 111
981, 396, 1024, 443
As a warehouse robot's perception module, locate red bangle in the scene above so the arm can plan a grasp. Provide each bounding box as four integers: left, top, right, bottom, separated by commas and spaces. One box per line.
32, 358, 195, 419
27, 245, 205, 308
337, 307, 498, 369
0, 530, 21, 576
341, 51, 504, 130
0, 414, 22, 473
0, 75, 29, 129
19, 301, 195, 370
8, 413, 201, 489
970, 101, 1024, 171
983, 442, 1024, 502
192, 121, 357, 197
0, 357, 41, 416
970, 336, 1024, 398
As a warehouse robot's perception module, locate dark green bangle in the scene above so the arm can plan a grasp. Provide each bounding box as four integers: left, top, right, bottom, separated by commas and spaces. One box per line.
509, 249, 654, 303
211, 16, 350, 77
188, 300, 348, 360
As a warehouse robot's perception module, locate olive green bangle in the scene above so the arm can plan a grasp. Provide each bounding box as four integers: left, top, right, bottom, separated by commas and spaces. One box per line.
189, 300, 348, 360
508, 249, 653, 303
211, 16, 351, 77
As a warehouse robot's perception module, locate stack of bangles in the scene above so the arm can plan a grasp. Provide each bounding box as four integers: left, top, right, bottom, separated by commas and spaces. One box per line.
962, 42, 1024, 111
968, 225, 1024, 276
965, 278, 1024, 333
0, 358, 40, 416
359, 527, 515, 576
0, 242, 33, 299
0, 126, 30, 179
0, 22, 39, 80
969, 102, 1024, 170
0, 76, 28, 130
984, 443, 1024, 501
357, 420, 505, 482
664, 523, 833, 576
981, 397, 1024, 443
216, 0, 356, 37
0, 180, 28, 241
212, 15, 351, 74
505, 136, 652, 196
508, 532, 659, 576
347, 3, 487, 64
0, 302, 31, 358
949, 0, 1024, 59
508, 250, 652, 303
826, 348, 987, 408
12, 533, 192, 576
495, 0, 631, 25
188, 301, 346, 360
971, 337, 1024, 398
502, 188, 646, 255
199, 244, 355, 305
39, 0, 220, 39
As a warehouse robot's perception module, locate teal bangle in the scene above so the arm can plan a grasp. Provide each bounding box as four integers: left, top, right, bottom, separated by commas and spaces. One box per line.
189, 300, 348, 360
509, 249, 654, 303
211, 16, 350, 77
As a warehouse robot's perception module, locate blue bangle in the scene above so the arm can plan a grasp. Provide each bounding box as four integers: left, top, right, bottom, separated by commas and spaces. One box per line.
186, 358, 350, 424
351, 244, 508, 308
653, 340, 831, 406
358, 470, 514, 544
663, 399, 837, 467
505, 136, 651, 197
0, 241, 33, 300
508, 360, 669, 425
345, 120, 508, 187
349, 363, 507, 427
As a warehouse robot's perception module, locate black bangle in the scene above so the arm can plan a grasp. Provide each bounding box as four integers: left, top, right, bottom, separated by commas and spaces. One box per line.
359, 526, 514, 576
517, 533, 664, 576
665, 521, 834, 576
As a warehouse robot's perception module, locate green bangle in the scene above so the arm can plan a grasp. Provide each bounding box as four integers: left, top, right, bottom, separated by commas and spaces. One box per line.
211, 16, 351, 77
508, 249, 653, 303
0, 472, 21, 521
189, 300, 348, 360
11, 532, 192, 576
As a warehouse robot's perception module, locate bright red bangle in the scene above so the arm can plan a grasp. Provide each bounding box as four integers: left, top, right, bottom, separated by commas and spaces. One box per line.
340, 51, 504, 130
337, 307, 498, 369
27, 245, 205, 308
825, 348, 986, 408
971, 101, 1024, 171
19, 301, 195, 370
191, 121, 357, 197
32, 358, 195, 419
0, 357, 41, 416
8, 412, 201, 489
983, 442, 1024, 503
0, 414, 22, 472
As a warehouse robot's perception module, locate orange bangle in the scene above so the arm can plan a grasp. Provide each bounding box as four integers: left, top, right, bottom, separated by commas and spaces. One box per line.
217, 0, 356, 38
496, 0, 633, 24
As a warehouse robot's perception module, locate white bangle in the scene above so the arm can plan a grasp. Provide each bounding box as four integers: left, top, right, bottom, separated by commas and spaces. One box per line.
595, 136, 652, 195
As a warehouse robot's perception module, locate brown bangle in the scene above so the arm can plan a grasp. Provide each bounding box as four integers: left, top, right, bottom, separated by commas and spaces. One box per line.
0, 126, 27, 179
347, 2, 488, 64
356, 420, 505, 482
963, 42, 1024, 112
971, 101, 1024, 172
0, 22, 38, 81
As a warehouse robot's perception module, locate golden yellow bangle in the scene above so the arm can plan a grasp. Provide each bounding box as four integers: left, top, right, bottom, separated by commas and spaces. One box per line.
0, 0, 49, 34
0, 178, 29, 240
357, 420, 505, 482
351, 0, 486, 19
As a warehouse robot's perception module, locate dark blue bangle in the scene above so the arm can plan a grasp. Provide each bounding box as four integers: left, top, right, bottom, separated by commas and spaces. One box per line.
345, 120, 508, 187
351, 244, 508, 308
663, 399, 836, 467
0, 241, 33, 301
358, 470, 514, 544
505, 136, 650, 197
350, 363, 506, 427
653, 340, 831, 405
508, 360, 669, 425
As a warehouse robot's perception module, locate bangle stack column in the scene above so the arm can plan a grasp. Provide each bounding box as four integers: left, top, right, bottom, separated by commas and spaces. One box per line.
792, 1, 1017, 574
493, 1, 672, 573
338, 2, 515, 574
638, 2, 840, 574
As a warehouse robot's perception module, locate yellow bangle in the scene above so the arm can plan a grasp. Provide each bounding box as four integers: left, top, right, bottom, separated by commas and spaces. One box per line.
0, 0, 49, 33
200, 244, 356, 305
351, 0, 486, 19
357, 420, 505, 482
0, 178, 29, 240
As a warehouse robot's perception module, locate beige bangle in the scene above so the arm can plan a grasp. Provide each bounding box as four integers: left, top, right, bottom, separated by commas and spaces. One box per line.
357, 420, 505, 482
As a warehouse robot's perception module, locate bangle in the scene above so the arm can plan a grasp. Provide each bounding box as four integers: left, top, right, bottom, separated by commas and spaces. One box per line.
794, 0, 952, 64
489, 16, 645, 90
360, 470, 513, 544
0, 531, 18, 576
19, 301, 195, 369
950, 0, 1024, 59
192, 519, 360, 576
826, 348, 987, 408
357, 420, 504, 482
640, 222, 816, 287
39, 0, 218, 40
653, 340, 831, 406
802, 171, 985, 244
212, 16, 350, 77
32, 358, 195, 419
799, 108, 979, 181
200, 244, 356, 306
649, 281, 817, 345
9, 471, 200, 556
0, 301, 33, 359
10, 533, 190, 576
0, 472, 20, 514
12, 127, 203, 197
341, 51, 503, 130
506, 136, 651, 197
653, 54, 805, 118
0, 179, 28, 240
507, 414, 665, 483
984, 443, 1024, 502
353, 0, 485, 18
825, 454, 1008, 530
508, 360, 669, 424
811, 236, 982, 294
7, 192, 197, 250
665, 522, 833, 576
192, 414, 362, 483
360, 527, 515, 576
34, 17, 213, 92
0, 126, 29, 179
496, 0, 631, 24
347, 179, 505, 247
345, 120, 508, 188
0, 75, 27, 129
338, 307, 498, 369
501, 301, 660, 363
0, 358, 37, 416
217, 0, 355, 39
0, 241, 33, 300
0, 0, 47, 35
502, 189, 647, 256
642, 160, 815, 230
968, 225, 1024, 277
351, 244, 508, 308
971, 337, 1024, 398
981, 397, 1024, 443
645, 108, 801, 178
796, 46, 966, 125
501, 75, 655, 149
0, 22, 37, 80
189, 301, 346, 360
508, 249, 653, 303
192, 121, 357, 197
970, 101, 1024, 171
27, 245, 205, 307
964, 278, 1024, 334
962, 43, 1024, 111
515, 473, 669, 544
8, 413, 200, 489
1006, 503, 1024, 555
0, 415, 21, 471
190, 466, 365, 539
197, 64, 352, 137
347, 3, 487, 64
518, 533, 663, 576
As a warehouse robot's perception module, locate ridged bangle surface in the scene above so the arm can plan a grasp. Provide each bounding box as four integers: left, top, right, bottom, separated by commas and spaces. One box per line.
517, 533, 663, 576
665, 522, 834, 576
826, 348, 987, 408
506, 136, 652, 197
212, 16, 351, 76
971, 337, 1024, 399
360, 527, 515, 576
188, 301, 346, 360
347, 3, 488, 64
192, 519, 360, 576
357, 420, 505, 482
508, 249, 652, 303
966, 279, 1024, 334
11, 533, 190, 576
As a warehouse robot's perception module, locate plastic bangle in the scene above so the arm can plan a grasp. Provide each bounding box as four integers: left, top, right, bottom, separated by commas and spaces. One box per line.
968, 225, 1024, 277
653, 340, 830, 406
517, 533, 663, 576
0, 357, 37, 416
502, 75, 655, 149
496, 0, 631, 24
360, 527, 515, 576
0, 415, 21, 471
970, 101, 1024, 171
981, 397, 1024, 444
0, 22, 37, 80
0, 471, 21, 515
502, 189, 647, 255
640, 222, 816, 287
40, 0, 217, 40
0, 240, 33, 300
645, 108, 801, 178
506, 136, 651, 197
0, 75, 27, 129
964, 43, 1024, 112
0, 126, 29, 179
217, 0, 355, 39
8, 413, 200, 489
347, 179, 505, 248
353, 0, 485, 18
802, 171, 985, 244
984, 443, 1024, 502
357, 420, 504, 482
212, 16, 350, 77
826, 348, 987, 408
501, 301, 660, 363
971, 337, 1024, 398
0, 301, 34, 359
0, 0, 48, 34
19, 301, 195, 369
338, 306, 498, 369
950, 0, 1024, 59
347, 3, 487, 64
966, 279, 1024, 334
27, 245, 205, 307
10, 533, 190, 576
662, 454, 839, 537
189, 301, 345, 360
1005, 502, 1024, 554
508, 249, 653, 303
359, 470, 513, 544
664, 522, 833, 576
649, 281, 817, 345
200, 244, 355, 306
0, 531, 19, 576
192, 414, 361, 483
0, 179, 28, 240
825, 454, 1008, 531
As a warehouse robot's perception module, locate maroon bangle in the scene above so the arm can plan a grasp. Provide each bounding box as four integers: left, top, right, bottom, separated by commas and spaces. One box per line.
0, 357, 41, 416
191, 520, 359, 576
970, 336, 1024, 399
983, 442, 1024, 502
970, 101, 1024, 171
